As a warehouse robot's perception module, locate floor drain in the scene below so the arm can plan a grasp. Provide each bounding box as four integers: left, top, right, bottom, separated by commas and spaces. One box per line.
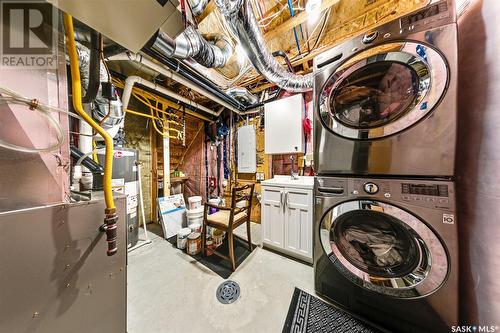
216, 280, 240, 304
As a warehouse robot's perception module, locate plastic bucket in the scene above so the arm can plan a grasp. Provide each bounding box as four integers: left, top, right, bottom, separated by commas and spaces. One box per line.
186, 206, 204, 227
188, 196, 202, 209
177, 228, 192, 250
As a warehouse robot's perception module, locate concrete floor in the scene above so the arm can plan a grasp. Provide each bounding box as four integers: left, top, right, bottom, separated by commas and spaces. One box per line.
127, 223, 314, 333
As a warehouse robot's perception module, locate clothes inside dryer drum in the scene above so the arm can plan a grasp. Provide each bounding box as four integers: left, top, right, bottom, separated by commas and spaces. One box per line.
330, 61, 422, 129
332, 210, 420, 278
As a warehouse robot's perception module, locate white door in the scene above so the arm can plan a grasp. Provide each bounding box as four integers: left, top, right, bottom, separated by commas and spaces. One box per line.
284, 188, 312, 259
262, 186, 285, 248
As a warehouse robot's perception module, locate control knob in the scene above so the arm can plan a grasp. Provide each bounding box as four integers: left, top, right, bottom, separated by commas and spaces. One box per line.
363, 182, 379, 194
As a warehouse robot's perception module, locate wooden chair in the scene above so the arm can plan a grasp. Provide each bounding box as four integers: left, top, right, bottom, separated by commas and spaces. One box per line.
201, 184, 255, 271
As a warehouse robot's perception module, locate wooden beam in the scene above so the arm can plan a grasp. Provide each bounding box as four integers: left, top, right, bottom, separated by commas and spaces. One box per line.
263, 0, 341, 41
196, 0, 216, 23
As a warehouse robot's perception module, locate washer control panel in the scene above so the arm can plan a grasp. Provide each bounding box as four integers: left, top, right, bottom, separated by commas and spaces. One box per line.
316, 177, 455, 211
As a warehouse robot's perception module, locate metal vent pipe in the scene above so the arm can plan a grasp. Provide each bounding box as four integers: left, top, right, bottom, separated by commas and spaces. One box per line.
215, 0, 313, 92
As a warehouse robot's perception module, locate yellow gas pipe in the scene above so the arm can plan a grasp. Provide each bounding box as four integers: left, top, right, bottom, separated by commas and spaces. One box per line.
64, 14, 118, 256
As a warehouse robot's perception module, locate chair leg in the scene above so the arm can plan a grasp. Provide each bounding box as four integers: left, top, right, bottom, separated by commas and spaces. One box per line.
228, 231, 236, 271
246, 220, 252, 251
201, 223, 207, 256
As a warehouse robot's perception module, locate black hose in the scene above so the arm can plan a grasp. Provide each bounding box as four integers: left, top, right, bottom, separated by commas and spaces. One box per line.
272, 51, 295, 73
70, 145, 104, 173
82, 31, 101, 103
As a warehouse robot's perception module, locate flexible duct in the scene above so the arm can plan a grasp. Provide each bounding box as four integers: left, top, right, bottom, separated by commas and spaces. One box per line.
226, 87, 258, 105
152, 26, 234, 68
75, 41, 124, 134
82, 31, 100, 103
189, 0, 210, 16
215, 0, 313, 92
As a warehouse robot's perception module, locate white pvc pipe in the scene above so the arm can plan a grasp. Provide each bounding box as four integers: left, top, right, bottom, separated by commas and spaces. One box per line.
128, 161, 152, 252
109, 53, 261, 115
122, 75, 219, 116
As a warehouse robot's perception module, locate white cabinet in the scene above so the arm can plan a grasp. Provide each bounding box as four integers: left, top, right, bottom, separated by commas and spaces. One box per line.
264, 94, 304, 154
261, 178, 313, 263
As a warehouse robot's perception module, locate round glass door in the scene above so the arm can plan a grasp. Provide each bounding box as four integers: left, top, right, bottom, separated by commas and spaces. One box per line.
318, 42, 449, 139
320, 200, 448, 298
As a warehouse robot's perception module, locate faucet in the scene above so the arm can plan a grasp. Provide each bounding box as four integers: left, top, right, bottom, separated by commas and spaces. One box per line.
290, 156, 299, 180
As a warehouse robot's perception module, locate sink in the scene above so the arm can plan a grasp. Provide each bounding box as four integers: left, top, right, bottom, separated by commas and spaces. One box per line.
261, 175, 314, 189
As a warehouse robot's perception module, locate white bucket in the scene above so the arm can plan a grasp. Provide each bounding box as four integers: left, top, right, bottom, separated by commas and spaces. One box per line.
189, 223, 201, 233
186, 206, 204, 227
177, 228, 191, 250
188, 196, 202, 209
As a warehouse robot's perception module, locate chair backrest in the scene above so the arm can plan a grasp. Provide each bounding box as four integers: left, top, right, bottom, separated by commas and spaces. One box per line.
231, 183, 255, 219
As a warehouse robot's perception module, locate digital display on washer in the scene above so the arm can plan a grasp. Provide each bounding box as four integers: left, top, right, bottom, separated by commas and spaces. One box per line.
402, 184, 448, 197
400, 0, 448, 29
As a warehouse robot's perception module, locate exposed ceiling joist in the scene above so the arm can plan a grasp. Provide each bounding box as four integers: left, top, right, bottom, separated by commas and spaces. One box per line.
263, 0, 341, 41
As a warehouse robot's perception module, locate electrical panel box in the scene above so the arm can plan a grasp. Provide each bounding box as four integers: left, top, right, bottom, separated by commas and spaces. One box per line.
238, 125, 256, 173
264, 94, 304, 154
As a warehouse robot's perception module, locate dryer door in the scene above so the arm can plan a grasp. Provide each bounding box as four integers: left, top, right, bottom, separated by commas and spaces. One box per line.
318, 42, 449, 139
319, 199, 448, 298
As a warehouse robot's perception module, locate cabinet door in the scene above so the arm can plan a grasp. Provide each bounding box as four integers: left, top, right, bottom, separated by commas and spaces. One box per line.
284, 188, 312, 259
262, 186, 285, 248
264, 94, 304, 154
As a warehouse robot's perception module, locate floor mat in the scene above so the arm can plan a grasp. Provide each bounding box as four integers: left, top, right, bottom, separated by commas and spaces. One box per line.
166, 235, 254, 279
282, 288, 382, 333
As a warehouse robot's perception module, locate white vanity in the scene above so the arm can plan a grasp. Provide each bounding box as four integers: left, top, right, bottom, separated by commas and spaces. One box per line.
261, 176, 314, 263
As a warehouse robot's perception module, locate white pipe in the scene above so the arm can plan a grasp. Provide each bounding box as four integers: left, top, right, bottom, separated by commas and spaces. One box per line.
123, 75, 219, 116
109, 53, 260, 115
128, 161, 152, 252
137, 162, 147, 236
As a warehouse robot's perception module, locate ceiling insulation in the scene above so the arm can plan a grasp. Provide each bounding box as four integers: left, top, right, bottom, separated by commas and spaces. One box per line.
195, 0, 429, 90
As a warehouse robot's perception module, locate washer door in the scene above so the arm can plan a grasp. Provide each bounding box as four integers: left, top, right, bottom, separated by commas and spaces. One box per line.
318, 42, 449, 139
320, 200, 448, 298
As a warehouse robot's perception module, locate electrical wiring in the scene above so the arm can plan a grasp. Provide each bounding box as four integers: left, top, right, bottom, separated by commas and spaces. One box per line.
310, 7, 332, 50
258, 5, 304, 28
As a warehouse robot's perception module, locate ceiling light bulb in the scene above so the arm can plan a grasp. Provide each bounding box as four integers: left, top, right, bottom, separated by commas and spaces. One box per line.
306, 0, 322, 25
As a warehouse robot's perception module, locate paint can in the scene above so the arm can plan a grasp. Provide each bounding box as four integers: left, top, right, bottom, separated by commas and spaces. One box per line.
187, 232, 202, 255
189, 223, 202, 233
177, 228, 191, 250
213, 229, 225, 247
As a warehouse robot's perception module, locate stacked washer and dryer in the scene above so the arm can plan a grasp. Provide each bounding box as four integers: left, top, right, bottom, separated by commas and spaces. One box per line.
312, 1, 458, 332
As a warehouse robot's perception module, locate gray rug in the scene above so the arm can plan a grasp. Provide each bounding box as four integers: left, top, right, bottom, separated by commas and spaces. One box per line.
282, 288, 382, 333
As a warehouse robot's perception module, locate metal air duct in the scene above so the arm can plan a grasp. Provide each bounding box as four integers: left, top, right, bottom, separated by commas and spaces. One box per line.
215, 0, 313, 92
226, 87, 258, 105
189, 0, 210, 16
151, 26, 234, 68
75, 41, 124, 136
